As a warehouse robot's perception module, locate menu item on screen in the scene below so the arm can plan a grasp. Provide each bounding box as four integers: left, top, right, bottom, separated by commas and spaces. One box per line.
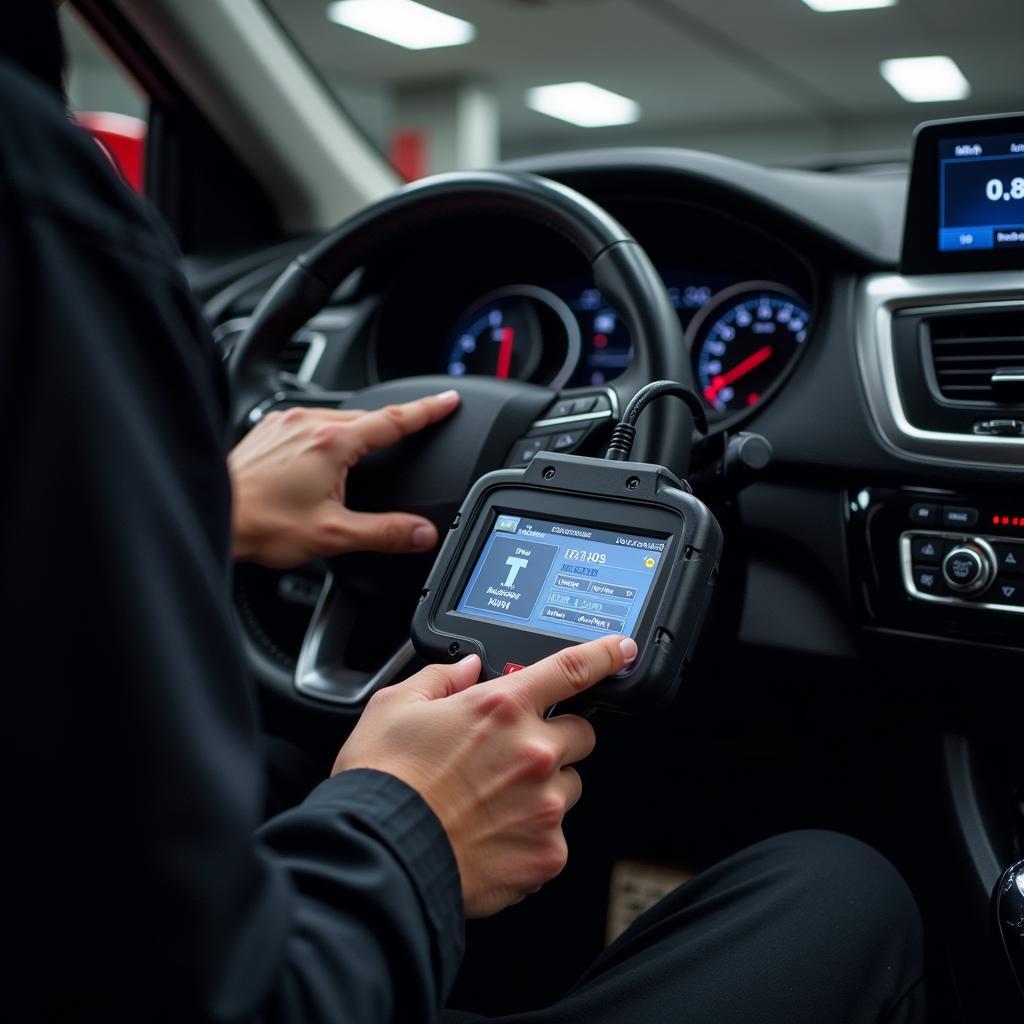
938, 131, 1024, 253
455, 513, 666, 642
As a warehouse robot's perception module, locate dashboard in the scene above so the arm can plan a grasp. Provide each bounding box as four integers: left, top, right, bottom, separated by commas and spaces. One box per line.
198, 122, 1024, 1023
204, 132, 1024, 677
438, 273, 812, 417
368, 197, 818, 426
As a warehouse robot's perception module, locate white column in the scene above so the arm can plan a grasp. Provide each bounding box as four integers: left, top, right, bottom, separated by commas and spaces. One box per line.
395, 78, 499, 175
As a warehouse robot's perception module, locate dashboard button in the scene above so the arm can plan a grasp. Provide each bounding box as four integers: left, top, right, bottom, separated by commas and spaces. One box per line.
552, 429, 585, 451
910, 535, 944, 564
505, 438, 545, 467
942, 505, 979, 528
992, 543, 1024, 576
909, 503, 939, 525
519, 439, 544, 462
911, 564, 947, 596
993, 578, 1024, 606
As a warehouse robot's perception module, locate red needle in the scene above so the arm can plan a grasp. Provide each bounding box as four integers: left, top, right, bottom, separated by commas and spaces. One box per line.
705, 344, 773, 400
496, 326, 515, 379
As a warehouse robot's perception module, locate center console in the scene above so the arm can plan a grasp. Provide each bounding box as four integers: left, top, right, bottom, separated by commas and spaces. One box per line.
848, 487, 1024, 646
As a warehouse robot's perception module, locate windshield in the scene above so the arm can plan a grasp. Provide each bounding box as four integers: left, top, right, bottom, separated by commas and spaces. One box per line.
265, 0, 1021, 179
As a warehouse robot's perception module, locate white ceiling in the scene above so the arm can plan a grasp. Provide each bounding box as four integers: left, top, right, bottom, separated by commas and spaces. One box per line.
266, 0, 1023, 162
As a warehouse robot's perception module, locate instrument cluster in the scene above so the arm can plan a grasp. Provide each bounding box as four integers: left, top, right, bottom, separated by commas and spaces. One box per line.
442, 269, 814, 419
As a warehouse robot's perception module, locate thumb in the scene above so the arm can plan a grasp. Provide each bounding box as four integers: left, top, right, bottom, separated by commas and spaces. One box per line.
320, 508, 439, 555
401, 655, 482, 701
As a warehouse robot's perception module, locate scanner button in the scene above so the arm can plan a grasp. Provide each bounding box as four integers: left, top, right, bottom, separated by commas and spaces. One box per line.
502, 663, 525, 675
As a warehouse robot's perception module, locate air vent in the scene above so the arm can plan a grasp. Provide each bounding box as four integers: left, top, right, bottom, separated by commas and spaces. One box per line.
277, 330, 326, 382
210, 319, 327, 383
926, 310, 1024, 405
278, 336, 311, 376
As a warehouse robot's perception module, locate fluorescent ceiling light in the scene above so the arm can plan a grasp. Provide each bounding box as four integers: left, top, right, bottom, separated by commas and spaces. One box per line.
325, 1, 475, 50
525, 83, 640, 128
801, 0, 897, 11
880, 55, 971, 102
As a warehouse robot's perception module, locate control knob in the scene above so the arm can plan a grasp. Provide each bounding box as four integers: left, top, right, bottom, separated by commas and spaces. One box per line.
941, 539, 996, 595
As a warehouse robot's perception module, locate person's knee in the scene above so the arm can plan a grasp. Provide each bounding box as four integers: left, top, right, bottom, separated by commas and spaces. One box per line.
750, 829, 923, 965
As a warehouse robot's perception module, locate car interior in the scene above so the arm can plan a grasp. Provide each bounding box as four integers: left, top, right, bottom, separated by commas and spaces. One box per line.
61, 0, 1023, 1018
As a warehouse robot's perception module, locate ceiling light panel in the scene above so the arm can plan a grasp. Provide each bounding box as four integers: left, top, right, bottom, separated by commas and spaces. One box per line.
880, 56, 971, 102
801, 0, 897, 11
325, 1, 475, 50
525, 82, 640, 128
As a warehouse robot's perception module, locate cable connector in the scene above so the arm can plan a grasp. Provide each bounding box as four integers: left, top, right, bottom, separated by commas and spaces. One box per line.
604, 421, 637, 461
604, 380, 708, 462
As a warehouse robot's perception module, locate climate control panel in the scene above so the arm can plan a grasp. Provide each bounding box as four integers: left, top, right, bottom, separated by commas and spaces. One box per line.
847, 486, 1024, 647
901, 531, 1024, 611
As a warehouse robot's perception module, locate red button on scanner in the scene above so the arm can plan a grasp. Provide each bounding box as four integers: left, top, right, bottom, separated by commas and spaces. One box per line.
502, 663, 524, 675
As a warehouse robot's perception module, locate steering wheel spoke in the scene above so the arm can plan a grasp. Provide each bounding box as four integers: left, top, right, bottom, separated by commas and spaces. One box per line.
295, 571, 416, 706
246, 389, 355, 430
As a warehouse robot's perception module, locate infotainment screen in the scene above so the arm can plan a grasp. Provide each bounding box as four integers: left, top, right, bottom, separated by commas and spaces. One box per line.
454, 512, 667, 643
902, 112, 1024, 274
937, 133, 1024, 253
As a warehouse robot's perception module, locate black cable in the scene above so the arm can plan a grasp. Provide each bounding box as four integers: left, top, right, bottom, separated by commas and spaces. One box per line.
605, 380, 709, 461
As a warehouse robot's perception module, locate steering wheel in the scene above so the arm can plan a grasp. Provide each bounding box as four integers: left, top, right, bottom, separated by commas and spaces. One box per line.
230, 171, 697, 714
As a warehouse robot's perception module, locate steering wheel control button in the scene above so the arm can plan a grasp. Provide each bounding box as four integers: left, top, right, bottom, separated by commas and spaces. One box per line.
570, 396, 598, 414
912, 565, 948, 596
942, 505, 979, 528
909, 503, 939, 525
506, 438, 547, 467
519, 439, 544, 462
549, 400, 575, 419
552, 429, 586, 451
909, 535, 944, 564
993, 543, 1024, 576
942, 543, 994, 595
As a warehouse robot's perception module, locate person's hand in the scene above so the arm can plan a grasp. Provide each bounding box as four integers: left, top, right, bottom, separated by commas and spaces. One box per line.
228, 390, 459, 568
333, 634, 638, 917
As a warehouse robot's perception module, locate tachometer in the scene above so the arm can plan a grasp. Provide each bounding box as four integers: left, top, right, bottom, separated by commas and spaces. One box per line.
687, 282, 811, 415
445, 285, 581, 389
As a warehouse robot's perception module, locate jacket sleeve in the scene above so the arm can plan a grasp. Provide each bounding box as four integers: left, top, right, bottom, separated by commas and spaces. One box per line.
0, 63, 463, 1023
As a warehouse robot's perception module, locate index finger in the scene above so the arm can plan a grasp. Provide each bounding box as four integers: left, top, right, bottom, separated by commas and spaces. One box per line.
345, 390, 460, 456
508, 635, 637, 713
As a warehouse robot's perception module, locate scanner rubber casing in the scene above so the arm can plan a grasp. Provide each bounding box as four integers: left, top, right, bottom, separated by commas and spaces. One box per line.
411, 451, 722, 712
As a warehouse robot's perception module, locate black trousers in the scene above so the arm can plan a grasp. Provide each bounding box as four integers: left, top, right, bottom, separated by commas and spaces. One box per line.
442, 830, 925, 1024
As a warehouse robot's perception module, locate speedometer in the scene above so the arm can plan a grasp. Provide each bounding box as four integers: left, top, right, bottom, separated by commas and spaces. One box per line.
445, 285, 581, 389
687, 282, 812, 415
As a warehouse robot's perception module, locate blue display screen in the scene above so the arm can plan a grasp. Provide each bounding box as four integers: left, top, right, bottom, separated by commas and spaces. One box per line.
938, 132, 1024, 252
455, 513, 666, 643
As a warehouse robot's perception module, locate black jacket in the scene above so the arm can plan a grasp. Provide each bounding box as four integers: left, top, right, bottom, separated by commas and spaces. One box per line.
0, 61, 463, 1022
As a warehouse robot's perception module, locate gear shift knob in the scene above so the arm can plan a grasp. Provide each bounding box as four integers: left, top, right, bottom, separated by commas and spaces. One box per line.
993, 859, 1024, 999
